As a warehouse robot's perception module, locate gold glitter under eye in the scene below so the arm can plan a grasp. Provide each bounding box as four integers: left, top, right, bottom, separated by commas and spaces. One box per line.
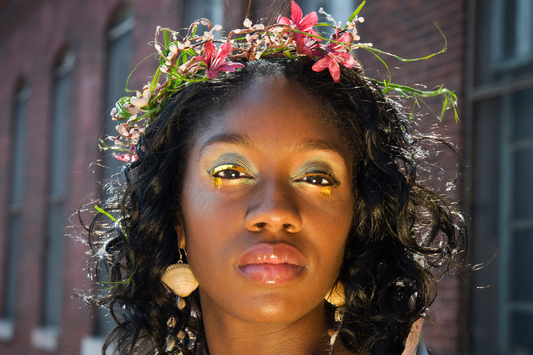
321, 186, 333, 199
208, 165, 248, 190
299, 172, 339, 199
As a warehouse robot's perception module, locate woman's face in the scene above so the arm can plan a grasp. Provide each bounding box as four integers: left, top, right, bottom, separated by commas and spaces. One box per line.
179, 76, 354, 325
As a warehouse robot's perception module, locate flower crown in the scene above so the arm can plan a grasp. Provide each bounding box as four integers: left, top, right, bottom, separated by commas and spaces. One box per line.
100, 0, 458, 163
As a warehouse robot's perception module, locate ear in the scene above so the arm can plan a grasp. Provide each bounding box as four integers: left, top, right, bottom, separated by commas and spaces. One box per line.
173, 214, 186, 249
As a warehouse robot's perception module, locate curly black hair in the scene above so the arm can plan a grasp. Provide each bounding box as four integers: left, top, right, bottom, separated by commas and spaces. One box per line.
82, 59, 465, 355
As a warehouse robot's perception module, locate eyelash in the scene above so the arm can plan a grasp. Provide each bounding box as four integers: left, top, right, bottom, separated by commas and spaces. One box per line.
208, 165, 339, 198
208, 164, 251, 189
297, 172, 339, 199
297, 172, 337, 186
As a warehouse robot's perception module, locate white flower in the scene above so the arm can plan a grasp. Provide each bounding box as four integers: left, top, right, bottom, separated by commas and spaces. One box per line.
253, 24, 265, 30
116, 124, 131, 137
155, 44, 162, 52
125, 104, 140, 115
358, 16, 365, 23
200, 19, 208, 26
172, 32, 178, 40
160, 64, 169, 73
203, 31, 214, 41
130, 96, 149, 108
213, 24, 222, 31
169, 44, 178, 53
234, 29, 241, 34
243, 18, 252, 28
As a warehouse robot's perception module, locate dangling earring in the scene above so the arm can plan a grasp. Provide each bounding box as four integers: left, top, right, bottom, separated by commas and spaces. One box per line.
325, 282, 345, 355
161, 249, 199, 310
325, 281, 346, 307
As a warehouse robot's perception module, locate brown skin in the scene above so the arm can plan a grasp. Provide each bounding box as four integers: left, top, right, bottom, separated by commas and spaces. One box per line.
176, 76, 421, 355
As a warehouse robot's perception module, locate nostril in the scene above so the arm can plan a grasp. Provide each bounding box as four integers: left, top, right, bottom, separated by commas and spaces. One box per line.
256, 222, 266, 228
282, 223, 291, 229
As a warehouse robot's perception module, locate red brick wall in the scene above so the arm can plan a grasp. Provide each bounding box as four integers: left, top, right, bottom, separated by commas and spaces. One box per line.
0, 1, 180, 354
359, 1, 467, 353
0, 0, 467, 354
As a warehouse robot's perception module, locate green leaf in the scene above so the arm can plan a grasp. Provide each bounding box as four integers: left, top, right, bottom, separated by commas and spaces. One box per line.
316, 22, 336, 28
163, 31, 170, 47
358, 22, 447, 63
125, 53, 157, 93
348, 1, 366, 23
94, 205, 136, 270
284, 50, 294, 59
190, 25, 198, 38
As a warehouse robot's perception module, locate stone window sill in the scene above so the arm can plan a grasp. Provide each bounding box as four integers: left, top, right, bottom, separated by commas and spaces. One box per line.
31, 326, 58, 352
0, 319, 14, 341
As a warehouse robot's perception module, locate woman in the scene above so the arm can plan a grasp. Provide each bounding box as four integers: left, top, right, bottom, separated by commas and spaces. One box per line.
85, 3, 464, 355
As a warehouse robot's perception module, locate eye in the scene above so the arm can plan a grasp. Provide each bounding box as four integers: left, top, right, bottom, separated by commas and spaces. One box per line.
210, 164, 250, 179
298, 172, 338, 186
208, 164, 252, 189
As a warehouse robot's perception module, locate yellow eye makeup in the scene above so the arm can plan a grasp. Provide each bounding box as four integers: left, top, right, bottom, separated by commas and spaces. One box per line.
208, 164, 248, 189
298, 172, 340, 199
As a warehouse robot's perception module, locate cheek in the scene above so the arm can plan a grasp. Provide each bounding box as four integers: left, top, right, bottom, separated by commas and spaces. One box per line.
180, 176, 241, 269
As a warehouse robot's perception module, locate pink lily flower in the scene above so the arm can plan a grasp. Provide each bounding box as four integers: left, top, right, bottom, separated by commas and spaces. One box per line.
296, 35, 323, 57
277, 1, 320, 38
278, 2, 322, 57
312, 32, 355, 83
194, 41, 245, 79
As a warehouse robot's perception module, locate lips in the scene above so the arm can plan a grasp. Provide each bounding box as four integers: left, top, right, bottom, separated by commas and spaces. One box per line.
236, 243, 307, 284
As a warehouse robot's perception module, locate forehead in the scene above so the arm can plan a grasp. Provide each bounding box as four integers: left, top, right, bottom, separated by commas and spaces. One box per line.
198, 76, 349, 160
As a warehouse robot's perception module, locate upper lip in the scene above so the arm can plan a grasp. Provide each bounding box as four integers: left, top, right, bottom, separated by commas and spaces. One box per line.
236, 243, 307, 267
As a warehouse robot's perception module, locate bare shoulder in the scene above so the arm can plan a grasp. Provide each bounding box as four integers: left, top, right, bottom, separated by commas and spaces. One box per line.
402, 319, 424, 355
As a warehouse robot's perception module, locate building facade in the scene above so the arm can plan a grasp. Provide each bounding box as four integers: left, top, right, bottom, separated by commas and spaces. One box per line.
0, 0, 529, 354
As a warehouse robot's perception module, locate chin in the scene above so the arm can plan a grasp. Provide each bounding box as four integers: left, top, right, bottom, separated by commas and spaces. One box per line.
234, 292, 324, 325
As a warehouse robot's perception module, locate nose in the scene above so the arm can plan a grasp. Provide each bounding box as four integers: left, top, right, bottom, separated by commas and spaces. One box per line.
244, 179, 303, 233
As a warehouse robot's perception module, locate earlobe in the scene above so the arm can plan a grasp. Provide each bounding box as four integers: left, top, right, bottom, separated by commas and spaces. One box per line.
173, 216, 186, 249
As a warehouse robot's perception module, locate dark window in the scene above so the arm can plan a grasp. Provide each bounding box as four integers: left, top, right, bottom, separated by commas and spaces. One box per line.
95, 5, 135, 336
41, 51, 75, 328
2, 82, 31, 322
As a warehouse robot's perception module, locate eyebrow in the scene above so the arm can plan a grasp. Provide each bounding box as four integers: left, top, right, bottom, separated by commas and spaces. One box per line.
199, 133, 254, 158
198, 134, 346, 162
294, 138, 346, 158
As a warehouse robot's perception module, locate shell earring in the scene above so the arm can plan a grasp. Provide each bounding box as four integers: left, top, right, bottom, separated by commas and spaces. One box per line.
325, 282, 346, 307
161, 249, 199, 310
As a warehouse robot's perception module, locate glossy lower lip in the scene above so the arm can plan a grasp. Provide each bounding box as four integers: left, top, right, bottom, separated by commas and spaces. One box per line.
236, 243, 307, 284
238, 264, 304, 284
